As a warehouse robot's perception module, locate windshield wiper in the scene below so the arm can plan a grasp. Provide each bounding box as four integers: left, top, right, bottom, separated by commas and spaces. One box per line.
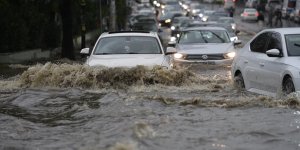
200, 32, 208, 43
126, 52, 140, 54
294, 43, 300, 47
94, 52, 113, 55
209, 31, 225, 43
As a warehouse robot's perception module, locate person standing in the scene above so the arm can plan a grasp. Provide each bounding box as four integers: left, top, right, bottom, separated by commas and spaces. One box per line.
274, 8, 283, 27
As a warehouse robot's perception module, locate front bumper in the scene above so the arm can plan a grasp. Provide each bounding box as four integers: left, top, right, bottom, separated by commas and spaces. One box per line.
172, 59, 233, 69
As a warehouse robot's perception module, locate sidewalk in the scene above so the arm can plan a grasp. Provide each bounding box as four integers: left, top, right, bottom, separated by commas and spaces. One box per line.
0, 29, 101, 64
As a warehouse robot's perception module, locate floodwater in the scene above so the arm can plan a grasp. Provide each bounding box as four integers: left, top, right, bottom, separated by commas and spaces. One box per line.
0, 62, 300, 150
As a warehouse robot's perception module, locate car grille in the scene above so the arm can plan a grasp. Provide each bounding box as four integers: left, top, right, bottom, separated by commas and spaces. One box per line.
185, 54, 225, 60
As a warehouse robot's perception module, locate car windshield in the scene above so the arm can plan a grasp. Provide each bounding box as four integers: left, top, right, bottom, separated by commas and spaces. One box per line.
132, 23, 158, 32
178, 30, 230, 44
94, 36, 162, 54
219, 18, 234, 24
285, 34, 300, 56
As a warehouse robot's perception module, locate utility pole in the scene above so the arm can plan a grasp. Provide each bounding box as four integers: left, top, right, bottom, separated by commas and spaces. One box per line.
99, 0, 102, 33
110, 0, 116, 31
80, 0, 86, 49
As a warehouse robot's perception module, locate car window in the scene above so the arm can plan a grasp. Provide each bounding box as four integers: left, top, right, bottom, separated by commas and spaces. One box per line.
266, 32, 282, 52
93, 36, 162, 54
250, 32, 270, 53
285, 34, 300, 56
178, 30, 230, 44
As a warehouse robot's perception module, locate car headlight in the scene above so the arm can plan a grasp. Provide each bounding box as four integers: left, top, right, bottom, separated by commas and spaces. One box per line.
192, 10, 197, 13
170, 36, 177, 42
171, 26, 176, 30
153, 0, 157, 5
161, 5, 165, 9
202, 17, 208, 22
230, 36, 238, 42
199, 13, 203, 17
231, 24, 236, 30
165, 19, 171, 23
174, 53, 184, 59
176, 34, 180, 38
225, 52, 236, 58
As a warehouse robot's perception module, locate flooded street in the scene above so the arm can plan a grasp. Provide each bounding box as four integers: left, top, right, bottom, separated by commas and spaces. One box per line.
0, 32, 300, 150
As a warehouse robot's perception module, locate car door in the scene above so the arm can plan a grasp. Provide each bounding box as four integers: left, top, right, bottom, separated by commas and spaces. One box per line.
257, 32, 285, 93
244, 32, 270, 90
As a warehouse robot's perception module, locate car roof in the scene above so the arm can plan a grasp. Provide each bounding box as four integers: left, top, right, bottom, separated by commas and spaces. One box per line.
100, 31, 158, 38
182, 26, 228, 31
260, 27, 300, 35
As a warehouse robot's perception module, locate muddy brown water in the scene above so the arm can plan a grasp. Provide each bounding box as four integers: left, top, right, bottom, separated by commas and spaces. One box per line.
0, 63, 300, 150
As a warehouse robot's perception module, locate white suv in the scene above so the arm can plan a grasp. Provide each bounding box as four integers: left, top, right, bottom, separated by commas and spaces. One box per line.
80, 31, 175, 68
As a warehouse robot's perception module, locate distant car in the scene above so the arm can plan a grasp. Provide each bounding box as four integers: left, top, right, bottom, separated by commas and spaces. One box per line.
158, 12, 183, 27
245, 0, 258, 8
168, 27, 241, 68
241, 8, 259, 21
231, 28, 300, 96
80, 31, 174, 68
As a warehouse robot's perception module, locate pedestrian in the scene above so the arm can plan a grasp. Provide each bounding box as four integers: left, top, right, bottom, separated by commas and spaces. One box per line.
257, 11, 265, 30
229, 6, 234, 17
267, 3, 274, 27
274, 8, 283, 27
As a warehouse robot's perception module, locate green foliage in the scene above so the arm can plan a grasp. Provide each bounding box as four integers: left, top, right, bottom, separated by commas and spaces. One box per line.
0, 0, 101, 53
0, 0, 60, 53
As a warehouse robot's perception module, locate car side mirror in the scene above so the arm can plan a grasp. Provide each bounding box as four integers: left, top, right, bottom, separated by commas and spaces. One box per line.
266, 49, 282, 57
80, 48, 90, 55
233, 40, 242, 46
168, 41, 176, 47
166, 47, 177, 55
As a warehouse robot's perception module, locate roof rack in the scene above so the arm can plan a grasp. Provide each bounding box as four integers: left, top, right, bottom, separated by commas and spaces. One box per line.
108, 31, 150, 34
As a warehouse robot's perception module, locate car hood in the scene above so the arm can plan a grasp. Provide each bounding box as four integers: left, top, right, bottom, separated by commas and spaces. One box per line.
176, 43, 234, 54
87, 54, 167, 67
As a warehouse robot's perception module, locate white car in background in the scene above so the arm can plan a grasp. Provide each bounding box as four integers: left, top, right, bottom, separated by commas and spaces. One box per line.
80, 31, 174, 68
240, 8, 259, 21
232, 28, 300, 96
168, 27, 241, 68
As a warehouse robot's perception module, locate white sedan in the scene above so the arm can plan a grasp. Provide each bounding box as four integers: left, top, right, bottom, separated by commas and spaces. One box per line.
240, 8, 258, 22
80, 31, 174, 68
232, 28, 300, 96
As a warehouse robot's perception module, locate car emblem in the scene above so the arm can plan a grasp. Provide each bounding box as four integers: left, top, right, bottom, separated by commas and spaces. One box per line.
202, 55, 208, 60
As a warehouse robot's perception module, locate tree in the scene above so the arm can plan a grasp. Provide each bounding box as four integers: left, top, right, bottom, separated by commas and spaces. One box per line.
60, 0, 75, 60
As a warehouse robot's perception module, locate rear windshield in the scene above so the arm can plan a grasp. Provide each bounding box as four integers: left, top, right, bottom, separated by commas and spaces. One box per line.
285, 34, 300, 56
94, 36, 162, 55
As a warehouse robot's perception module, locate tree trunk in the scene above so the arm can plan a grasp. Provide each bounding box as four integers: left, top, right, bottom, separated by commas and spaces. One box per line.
60, 0, 74, 60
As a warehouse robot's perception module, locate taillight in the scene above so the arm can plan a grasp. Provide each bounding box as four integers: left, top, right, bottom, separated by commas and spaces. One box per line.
244, 12, 248, 16
255, 11, 259, 16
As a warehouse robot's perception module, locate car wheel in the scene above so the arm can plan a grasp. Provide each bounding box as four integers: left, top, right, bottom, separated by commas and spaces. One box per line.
282, 77, 295, 95
234, 73, 245, 90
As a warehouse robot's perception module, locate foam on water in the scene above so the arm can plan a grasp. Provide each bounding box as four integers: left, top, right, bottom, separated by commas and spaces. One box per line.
18, 62, 197, 89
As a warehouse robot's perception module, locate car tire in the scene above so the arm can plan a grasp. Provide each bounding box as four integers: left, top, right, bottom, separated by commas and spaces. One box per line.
282, 77, 295, 95
234, 73, 245, 90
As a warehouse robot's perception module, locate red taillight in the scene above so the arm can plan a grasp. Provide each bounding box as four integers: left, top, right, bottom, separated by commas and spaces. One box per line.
255, 11, 259, 16
244, 12, 248, 16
